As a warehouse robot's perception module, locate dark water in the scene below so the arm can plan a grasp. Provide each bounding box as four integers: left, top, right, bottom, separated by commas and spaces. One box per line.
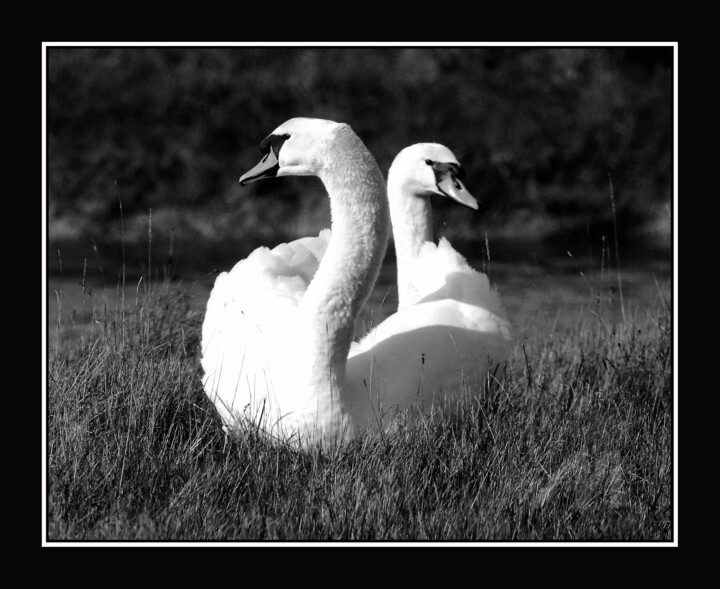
46, 234, 673, 344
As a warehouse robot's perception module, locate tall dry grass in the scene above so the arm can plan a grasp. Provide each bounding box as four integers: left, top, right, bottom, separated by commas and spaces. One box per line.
45, 265, 672, 542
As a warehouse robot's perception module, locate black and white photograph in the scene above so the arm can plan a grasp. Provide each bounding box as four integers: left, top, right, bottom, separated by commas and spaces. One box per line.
42, 42, 676, 545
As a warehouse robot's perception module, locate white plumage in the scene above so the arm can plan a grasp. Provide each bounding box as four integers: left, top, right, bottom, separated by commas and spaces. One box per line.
200, 120, 511, 450
347, 143, 511, 429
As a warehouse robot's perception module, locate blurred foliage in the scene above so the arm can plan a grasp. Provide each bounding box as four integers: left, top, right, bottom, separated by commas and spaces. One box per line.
47, 46, 673, 244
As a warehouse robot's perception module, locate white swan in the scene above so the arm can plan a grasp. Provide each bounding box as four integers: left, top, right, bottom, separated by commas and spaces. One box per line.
345, 144, 511, 426
388, 143, 488, 309
201, 118, 389, 449
201, 119, 511, 450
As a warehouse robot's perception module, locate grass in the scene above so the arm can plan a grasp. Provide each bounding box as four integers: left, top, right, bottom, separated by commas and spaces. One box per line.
44, 268, 673, 543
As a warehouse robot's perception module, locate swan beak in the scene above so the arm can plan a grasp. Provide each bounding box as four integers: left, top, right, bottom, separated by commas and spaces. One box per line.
239, 147, 280, 185
436, 175, 479, 210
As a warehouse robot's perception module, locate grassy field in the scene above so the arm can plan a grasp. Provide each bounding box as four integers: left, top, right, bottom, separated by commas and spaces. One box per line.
44, 271, 674, 544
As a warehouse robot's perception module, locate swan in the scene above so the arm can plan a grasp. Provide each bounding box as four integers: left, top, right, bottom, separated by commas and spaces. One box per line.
201, 117, 390, 449
344, 144, 511, 425
388, 143, 492, 310
201, 119, 511, 450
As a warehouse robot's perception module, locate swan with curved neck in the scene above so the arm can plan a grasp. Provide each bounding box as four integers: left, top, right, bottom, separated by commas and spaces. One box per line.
201, 118, 389, 447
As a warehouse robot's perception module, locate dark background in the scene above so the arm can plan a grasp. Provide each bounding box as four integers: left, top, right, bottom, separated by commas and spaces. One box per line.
46, 45, 673, 271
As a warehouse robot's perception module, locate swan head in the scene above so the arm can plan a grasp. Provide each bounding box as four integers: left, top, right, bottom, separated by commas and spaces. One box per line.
388, 143, 479, 210
239, 118, 352, 185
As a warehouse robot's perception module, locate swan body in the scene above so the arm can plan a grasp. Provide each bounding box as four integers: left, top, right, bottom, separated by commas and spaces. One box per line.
202, 118, 389, 448
346, 143, 511, 425
201, 121, 511, 450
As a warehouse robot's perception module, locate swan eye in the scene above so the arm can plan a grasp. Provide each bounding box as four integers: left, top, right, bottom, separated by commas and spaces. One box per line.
425, 159, 433, 165
283, 133, 291, 140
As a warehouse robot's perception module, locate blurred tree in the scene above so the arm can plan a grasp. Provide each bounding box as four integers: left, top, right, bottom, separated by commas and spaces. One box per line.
47, 45, 673, 244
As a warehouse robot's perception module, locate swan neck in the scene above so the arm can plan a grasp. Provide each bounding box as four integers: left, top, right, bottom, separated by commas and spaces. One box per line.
388, 179, 433, 308
298, 129, 390, 427
310, 146, 389, 328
